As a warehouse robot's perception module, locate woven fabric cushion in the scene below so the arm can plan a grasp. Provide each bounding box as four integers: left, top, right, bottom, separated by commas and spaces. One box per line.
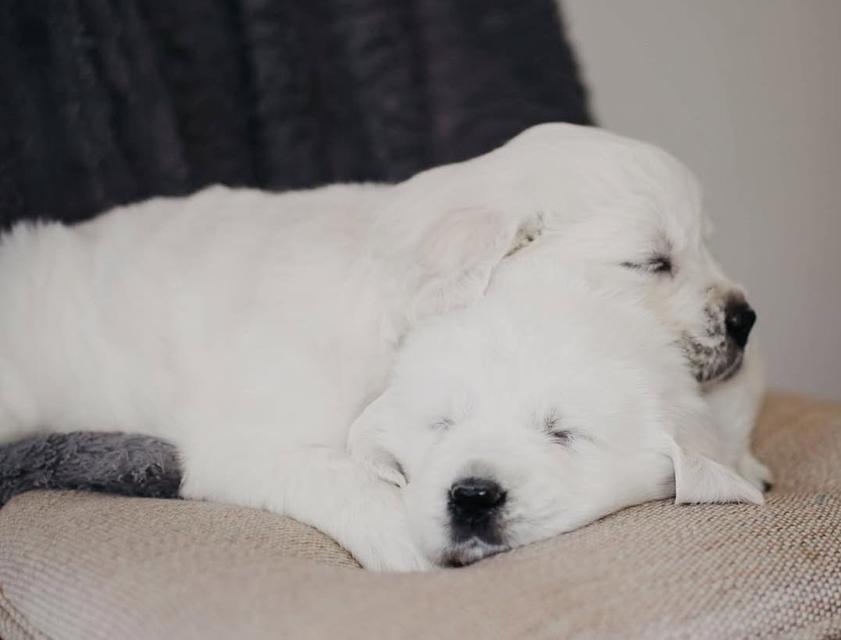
0, 392, 839, 640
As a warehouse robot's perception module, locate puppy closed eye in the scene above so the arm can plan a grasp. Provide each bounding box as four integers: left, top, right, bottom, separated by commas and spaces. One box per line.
432, 417, 454, 431
621, 254, 673, 276
544, 411, 574, 445
549, 429, 574, 445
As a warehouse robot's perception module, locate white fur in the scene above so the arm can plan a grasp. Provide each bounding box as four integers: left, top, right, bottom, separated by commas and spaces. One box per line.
377, 122, 770, 488
0, 124, 766, 570
350, 264, 762, 566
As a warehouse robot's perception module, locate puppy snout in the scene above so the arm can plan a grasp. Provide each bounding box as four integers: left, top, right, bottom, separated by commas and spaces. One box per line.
725, 299, 756, 349
448, 477, 507, 543
449, 477, 506, 514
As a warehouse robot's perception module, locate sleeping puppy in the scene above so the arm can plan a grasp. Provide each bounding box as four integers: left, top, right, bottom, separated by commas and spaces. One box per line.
0, 184, 535, 571
382, 123, 769, 489
349, 263, 763, 567
0, 123, 764, 570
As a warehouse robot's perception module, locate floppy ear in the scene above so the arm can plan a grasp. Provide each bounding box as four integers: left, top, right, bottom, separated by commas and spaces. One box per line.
668, 439, 764, 505
407, 208, 542, 319
347, 391, 407, 488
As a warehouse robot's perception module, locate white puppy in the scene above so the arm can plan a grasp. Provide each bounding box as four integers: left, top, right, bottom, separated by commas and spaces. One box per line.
0, 123, 765, 570
0, 184, 534, 570
380, 123, 769, 489
350, 262, 763, 567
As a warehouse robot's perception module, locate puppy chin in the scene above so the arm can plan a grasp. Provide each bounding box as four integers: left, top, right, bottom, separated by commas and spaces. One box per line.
439, 538, 510, 568
683, 334, 744, 387
699, 349, 744, 390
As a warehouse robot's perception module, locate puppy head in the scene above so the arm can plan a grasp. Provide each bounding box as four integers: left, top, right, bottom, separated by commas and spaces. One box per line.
350, 271, 762, 567
392, 123, 757, 385
502, 124, 757, 386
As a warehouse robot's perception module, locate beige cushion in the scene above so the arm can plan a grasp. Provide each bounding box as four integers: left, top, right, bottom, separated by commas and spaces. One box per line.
1, 392, 840, 639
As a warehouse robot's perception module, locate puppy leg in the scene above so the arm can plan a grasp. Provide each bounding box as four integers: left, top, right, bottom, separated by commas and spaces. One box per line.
707, 345, 772, 491
179, 441, 430, 571
738, 451, 773, 492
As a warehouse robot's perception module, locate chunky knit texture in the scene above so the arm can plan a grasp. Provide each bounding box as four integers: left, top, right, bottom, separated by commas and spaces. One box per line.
0, 0, 591, 227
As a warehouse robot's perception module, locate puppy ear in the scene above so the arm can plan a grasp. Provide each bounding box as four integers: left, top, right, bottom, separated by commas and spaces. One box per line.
668, 439, 764, 505
400, 208, 542, 319
347, 391, 407, 488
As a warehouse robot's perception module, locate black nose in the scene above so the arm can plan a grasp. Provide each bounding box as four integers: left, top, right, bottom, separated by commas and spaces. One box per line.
449, 477, 506, 522
725, 300, 757, 349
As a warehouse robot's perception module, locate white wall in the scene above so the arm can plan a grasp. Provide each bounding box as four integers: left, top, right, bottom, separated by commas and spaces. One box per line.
562, 0, 841, 400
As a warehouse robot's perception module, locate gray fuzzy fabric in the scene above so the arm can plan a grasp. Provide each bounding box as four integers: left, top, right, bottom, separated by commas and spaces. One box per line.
0, 432, 182, 507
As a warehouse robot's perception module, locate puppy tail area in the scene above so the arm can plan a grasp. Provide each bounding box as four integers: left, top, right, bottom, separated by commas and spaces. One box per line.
0, 432, 182, 507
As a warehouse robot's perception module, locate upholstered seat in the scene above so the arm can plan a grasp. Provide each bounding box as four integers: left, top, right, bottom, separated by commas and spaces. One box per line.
0, 393, 839, 639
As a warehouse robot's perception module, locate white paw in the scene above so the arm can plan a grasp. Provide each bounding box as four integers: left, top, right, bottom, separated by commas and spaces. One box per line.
739, 452, 774, 492
356, 534, 433, 572
343, 482, 430, 572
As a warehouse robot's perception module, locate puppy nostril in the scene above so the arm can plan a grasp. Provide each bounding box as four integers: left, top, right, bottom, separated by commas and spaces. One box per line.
725, 301, 757, 349
449, 477, 506, 513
